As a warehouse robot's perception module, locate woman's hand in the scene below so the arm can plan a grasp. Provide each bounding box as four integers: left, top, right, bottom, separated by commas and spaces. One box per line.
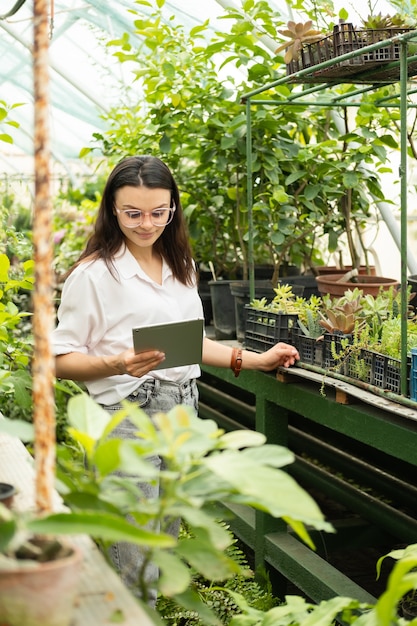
54, 348, 166, 382
116, 348, 166, 378
257, 342, 300, 371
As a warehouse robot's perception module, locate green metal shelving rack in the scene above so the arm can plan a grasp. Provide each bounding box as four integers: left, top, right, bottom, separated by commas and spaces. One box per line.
242, 29, 417, 397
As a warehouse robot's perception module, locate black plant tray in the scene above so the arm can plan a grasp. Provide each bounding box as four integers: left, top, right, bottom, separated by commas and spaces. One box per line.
290, 327, 323, 367
344, 348, 409, 395
244, 306, 298, 353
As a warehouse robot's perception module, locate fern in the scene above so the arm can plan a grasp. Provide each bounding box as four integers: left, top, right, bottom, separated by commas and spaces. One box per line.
157, 523, 278, 625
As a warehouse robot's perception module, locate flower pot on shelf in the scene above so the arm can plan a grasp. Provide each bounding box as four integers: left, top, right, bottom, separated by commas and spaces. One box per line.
316, 273, 399, 298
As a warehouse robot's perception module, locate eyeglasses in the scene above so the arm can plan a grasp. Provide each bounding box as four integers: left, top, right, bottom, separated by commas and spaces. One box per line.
114, 204, 176, 228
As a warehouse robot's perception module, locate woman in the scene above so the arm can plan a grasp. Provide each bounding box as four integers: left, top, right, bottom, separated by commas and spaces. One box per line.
52, 155, 299, 602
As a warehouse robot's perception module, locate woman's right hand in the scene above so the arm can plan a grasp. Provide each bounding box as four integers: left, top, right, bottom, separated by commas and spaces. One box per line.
116, 348, 166, 378
55, 349, 166, 382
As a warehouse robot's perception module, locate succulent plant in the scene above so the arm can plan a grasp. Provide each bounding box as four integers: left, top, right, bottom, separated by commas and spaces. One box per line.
360, 13, 417, 30
275, 20, 325, 64
270, 283, 305, 314
318, 294, 363, 335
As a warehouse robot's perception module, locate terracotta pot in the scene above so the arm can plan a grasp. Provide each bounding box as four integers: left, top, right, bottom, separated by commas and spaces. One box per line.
0, 542, 83, 626
316, 274, 400, 298
0, 482, 16, 509
316, 265, 376, 276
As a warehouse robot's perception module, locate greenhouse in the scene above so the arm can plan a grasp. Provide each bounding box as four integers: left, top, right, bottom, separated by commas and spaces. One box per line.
1, 1, 417, 625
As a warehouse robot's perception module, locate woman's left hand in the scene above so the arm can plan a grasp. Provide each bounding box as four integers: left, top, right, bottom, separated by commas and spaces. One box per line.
257, 342, 300, 371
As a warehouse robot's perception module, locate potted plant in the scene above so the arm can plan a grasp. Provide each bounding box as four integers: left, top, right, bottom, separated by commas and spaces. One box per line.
244, 284, 309, 352
279, 13, 417, 80
0, 396, 333, 624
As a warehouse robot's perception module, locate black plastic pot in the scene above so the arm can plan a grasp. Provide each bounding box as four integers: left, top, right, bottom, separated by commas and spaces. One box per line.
0, 482, 16, 508
209, 280, 236, 340
401, 598, 417, 620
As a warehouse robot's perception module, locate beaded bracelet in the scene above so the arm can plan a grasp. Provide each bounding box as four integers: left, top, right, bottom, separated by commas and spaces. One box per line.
230, 347, 243, 378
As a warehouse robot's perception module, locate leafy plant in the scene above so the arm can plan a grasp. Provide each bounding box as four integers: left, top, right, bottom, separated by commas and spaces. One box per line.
0, 252, 34, 421
379, 317, 417, 359
0, 99, 22, 145
0, 395, 333, 622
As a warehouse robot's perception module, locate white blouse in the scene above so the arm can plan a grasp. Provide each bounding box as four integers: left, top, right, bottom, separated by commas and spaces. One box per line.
52, 245, 204, 405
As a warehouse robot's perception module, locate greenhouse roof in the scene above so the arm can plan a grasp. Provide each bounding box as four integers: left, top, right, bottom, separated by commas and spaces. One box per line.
0, 0, 397, 176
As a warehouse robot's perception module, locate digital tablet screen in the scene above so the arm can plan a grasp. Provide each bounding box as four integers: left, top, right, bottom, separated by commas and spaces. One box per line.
132, 318, 204, 370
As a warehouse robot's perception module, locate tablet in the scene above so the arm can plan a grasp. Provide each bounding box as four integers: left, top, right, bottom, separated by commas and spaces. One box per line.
132, 318, 204, 370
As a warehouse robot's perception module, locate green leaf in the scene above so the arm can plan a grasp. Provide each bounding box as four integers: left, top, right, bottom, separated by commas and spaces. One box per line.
304, 184, 321, 200
190, 21, 209, 37
218, 429, 265, 449
27, 512, 176, 547
203, 451, 331, 531
153, 549, 191, 595
0, 134, 13, 144
371, 142, 387, 163
172, 587, 221, 625
117, 440, 159, 478
0, 518, 16, 552
159, 133, 171, 153
173, 506, 232, 551
270, 231, 285, 246
0, 417, 34, 442
239, 444, 294, 468
67, 393, 111, 439
342, 171, 359, 188
92, 439, 123, 476
285, 171, 306, 185
177, 530, 241, 580
377, 134, 398, 149
0, 254, 10, 282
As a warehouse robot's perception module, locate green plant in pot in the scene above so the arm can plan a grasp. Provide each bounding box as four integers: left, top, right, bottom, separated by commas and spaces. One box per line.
0, 394, 334, 625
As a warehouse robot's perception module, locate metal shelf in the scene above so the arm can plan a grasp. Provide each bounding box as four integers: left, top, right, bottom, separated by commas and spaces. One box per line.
241, 29, 417, 396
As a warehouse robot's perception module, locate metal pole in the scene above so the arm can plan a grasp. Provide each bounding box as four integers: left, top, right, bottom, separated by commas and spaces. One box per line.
246, 99, 255, 302
399, 40, 409, 397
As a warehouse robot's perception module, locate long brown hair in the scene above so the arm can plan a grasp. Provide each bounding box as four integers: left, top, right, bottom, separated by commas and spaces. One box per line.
69, 156, 195, 285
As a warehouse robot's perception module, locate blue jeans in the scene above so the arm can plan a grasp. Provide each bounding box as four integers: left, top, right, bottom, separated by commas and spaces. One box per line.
103, 379, 198, 605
